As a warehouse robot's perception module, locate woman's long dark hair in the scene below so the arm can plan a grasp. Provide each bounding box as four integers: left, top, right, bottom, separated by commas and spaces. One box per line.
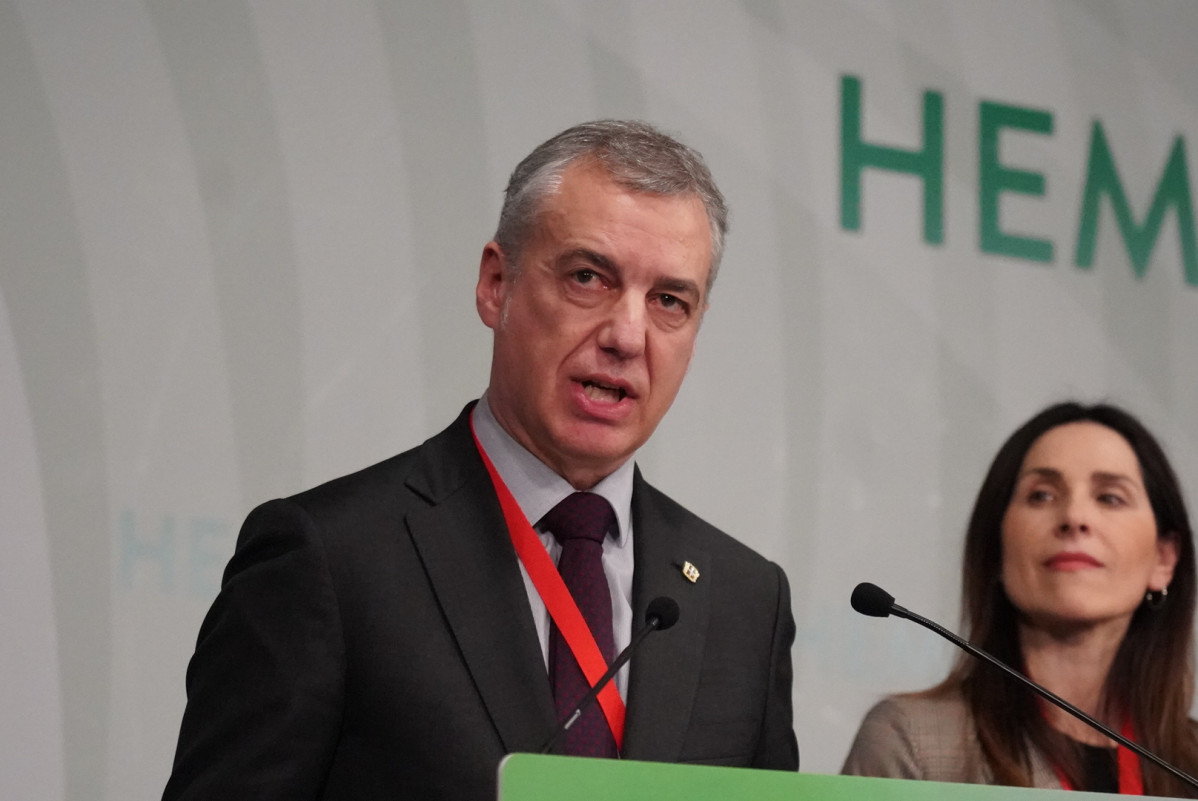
932, 401, 1198, 797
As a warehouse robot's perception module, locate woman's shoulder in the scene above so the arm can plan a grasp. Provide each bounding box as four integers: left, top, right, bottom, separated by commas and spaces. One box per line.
842, 687, 990, 783
863, 688, 972, 730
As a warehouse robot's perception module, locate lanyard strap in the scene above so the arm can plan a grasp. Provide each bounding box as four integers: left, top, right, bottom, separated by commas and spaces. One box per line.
1051, 717, 1144, 795
469, 414, 626, 749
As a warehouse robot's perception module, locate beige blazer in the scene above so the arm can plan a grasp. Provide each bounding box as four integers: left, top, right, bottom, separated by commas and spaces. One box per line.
841, 691, 1061, 789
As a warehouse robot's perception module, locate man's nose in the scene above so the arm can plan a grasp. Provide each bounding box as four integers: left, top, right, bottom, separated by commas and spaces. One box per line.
597, 295, 647, 359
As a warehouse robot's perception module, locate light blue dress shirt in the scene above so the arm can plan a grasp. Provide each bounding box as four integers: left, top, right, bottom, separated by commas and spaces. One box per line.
471, 393, 635, 699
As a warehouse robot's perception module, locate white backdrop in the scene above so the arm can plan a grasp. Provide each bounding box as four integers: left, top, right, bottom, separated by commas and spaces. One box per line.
4, 1, 1198, 798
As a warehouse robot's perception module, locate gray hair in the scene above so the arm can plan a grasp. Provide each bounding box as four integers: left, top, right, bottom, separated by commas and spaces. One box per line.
493, 120, 728, 292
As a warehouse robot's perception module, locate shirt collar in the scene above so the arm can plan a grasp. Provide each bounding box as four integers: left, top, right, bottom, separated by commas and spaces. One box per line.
472, 393, 634, 543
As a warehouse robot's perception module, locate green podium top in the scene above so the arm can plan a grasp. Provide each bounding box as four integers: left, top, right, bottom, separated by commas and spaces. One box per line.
499, 754, 1170, 800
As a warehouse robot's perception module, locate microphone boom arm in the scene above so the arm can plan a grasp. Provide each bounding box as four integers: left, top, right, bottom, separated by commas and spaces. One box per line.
539, 598, 679, 755
891, 601, 1198, 792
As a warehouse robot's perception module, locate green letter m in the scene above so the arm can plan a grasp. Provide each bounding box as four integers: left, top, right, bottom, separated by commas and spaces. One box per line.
1075, 122, 1198, 285
840, 74, 944, 244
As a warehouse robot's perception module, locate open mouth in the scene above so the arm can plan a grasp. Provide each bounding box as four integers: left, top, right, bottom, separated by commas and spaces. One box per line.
581, 380, 627, 402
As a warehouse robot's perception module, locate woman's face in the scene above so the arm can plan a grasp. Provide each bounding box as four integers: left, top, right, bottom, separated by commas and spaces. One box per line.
1000, 421, 1178, 632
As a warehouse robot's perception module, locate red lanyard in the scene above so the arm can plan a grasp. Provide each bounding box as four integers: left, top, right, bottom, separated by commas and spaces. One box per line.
1051, 717, 1144, 795
469, 414, 626, 749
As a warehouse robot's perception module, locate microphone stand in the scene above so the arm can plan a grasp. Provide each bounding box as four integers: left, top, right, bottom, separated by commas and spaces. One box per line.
539, 598, 679, 755
886, 597, 1198, 792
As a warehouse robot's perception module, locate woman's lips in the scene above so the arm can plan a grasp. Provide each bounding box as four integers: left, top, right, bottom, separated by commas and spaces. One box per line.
1044, 552, 1102, 571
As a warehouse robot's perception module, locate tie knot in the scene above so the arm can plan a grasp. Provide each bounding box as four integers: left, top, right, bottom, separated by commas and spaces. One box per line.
542, 492, 616, 546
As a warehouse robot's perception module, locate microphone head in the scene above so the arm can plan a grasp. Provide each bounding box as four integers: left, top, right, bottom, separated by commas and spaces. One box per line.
645, 596, 680, 631
851, 582, 895, 618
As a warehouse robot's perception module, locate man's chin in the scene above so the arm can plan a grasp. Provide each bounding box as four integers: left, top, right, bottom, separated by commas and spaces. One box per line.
552, 435, 640, 484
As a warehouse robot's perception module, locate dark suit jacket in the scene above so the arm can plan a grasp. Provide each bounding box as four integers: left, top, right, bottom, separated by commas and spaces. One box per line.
163, 404, 797, 800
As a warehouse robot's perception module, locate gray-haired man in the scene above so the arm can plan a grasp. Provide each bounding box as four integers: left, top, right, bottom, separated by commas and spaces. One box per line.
165, 120, 797, 801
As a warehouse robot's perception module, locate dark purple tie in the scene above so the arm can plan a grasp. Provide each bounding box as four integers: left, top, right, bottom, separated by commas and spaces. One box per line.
542, 492, 618, 757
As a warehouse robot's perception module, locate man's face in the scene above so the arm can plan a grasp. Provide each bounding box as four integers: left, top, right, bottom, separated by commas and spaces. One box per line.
477, 160, 712, 489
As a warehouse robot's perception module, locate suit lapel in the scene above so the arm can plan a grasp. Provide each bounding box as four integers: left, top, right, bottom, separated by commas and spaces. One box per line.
405, 410, 556, 754
621, 471, 710, 761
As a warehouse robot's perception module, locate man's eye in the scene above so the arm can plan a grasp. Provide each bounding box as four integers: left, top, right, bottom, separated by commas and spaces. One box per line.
658, 294, 688, 313
573, 269, 598, 284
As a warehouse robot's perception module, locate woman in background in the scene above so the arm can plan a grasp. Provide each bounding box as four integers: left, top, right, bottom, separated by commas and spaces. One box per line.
842, 402, 1198, 797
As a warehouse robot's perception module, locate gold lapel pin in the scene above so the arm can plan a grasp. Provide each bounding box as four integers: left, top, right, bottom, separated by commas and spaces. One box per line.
681, 561, 700, 583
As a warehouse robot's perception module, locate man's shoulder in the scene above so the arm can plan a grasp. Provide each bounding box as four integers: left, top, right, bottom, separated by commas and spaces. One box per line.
632, 471, 777, 570
280, 403, 481, 521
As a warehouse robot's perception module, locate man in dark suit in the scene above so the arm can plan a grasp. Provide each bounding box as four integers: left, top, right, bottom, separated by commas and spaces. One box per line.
163, 120, 797, 800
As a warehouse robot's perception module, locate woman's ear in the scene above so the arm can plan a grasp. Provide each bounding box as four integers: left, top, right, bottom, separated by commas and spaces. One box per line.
1150, 531, 1181, 591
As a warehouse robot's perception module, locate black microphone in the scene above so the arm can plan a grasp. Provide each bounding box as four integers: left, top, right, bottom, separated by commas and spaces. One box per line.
539, 596, 680, 755
851, 581, 1198, 792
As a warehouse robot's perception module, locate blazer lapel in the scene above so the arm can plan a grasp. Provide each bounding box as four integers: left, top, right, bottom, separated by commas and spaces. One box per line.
621, 471, 710, 762
404, 410, 557, 754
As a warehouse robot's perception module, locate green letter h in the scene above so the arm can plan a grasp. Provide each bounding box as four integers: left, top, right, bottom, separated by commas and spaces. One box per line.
840, 74, 944, 244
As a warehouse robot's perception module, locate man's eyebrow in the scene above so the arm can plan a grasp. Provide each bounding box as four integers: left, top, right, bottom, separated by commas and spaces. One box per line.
657, 277, 702, 299
559, 250, 703, 299
560, 248, 616, 271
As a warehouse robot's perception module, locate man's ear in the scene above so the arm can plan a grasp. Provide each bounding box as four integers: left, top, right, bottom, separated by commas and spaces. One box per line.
476, 241, 509, 330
